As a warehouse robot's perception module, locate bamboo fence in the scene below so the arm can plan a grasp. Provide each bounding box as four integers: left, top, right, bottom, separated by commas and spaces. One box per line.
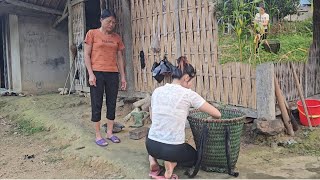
81, 0, 320, 111
275, 57, 320, 102
130, 0, 257, 109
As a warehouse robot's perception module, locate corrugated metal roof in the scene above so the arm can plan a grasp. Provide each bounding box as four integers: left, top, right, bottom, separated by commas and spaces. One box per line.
19, 0, 67, 11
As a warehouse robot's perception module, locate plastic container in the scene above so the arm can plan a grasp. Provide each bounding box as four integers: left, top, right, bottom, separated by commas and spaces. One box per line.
297, 99, 320, 127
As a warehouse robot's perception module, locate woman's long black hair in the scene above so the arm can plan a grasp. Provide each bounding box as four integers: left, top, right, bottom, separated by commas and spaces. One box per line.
172, 56, 196, 81
101, 9, 116, 20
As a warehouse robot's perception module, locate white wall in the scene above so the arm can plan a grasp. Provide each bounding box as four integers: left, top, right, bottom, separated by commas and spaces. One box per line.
284, 6, 312, 21
18, 16, 69, 93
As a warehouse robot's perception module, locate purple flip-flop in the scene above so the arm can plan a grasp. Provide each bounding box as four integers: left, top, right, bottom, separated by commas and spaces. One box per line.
95, 138, 108, 147
107, 135, 121, 143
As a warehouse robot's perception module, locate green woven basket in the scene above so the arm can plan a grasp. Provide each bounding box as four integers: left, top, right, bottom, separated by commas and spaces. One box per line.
187, 108, 245, 175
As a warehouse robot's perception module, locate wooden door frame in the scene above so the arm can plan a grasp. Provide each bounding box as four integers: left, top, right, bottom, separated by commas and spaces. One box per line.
0, 15, 11, 90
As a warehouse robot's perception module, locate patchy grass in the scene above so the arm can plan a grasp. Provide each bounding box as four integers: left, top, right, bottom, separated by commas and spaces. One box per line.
251, 127, 320, 156
219, 33, 311, 65
286, 128, 320, 156
16, 118, 46, 135
219, 20, 312, 65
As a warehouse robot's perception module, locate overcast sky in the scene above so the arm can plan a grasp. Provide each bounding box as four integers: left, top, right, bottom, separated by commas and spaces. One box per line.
300, 0, 311, 5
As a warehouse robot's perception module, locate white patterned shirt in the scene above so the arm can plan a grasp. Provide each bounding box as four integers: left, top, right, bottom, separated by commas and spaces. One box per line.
255, 13, 269, 30
148, 83, 205, 144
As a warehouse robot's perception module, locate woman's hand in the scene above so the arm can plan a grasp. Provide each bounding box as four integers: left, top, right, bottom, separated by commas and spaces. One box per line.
89, 73, 96, 87
199, 102, 221, 119
120, 77, 127, 90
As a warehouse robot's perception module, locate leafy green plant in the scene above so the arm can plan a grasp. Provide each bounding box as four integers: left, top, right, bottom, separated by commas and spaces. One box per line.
218, 0, 311, 64
219, 31, 311, 64
219, 0, 263, 63
217, 0, 300, 23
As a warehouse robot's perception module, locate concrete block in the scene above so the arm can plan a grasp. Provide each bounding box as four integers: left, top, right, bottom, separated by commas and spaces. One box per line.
256, 62, 276, 120
129, 127, 149, 140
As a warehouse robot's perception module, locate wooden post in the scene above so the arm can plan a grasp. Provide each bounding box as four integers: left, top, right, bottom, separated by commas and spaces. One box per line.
8, 15, 22, 92
174, 0, 181, 58
275, 76, 295, 136
68, 0, 74, 88
290, 62, 313, 130
121, 0, 135, 95
100, 0, 106, 12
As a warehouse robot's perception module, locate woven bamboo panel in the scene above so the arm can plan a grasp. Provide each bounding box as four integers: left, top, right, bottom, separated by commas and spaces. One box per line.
308, 51, 320, 96
130, 0, 176, 93
274, 57, 319, 102
72, 2, 87, 87
130, 0, 257, 109
109, 0, 124, 38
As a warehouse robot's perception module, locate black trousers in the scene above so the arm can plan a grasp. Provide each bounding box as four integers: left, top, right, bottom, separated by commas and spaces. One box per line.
146, 137, 197, 167
90, 71, 119, 122
256, 29, 268, 53
261, 29, 268, 40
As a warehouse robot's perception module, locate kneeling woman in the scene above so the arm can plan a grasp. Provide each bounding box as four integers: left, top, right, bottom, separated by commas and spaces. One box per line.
146, 56, 221, 179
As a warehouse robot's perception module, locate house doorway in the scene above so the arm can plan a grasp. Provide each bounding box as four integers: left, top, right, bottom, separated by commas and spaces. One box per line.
0, 16, 8, 89
85, 0, 101, 32
83, 0, 101, 88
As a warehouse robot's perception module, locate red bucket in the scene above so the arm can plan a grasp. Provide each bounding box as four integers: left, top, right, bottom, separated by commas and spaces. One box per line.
297, 99, 320, 127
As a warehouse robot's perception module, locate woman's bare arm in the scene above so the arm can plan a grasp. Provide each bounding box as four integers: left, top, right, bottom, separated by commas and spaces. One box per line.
198, 102, 221, 118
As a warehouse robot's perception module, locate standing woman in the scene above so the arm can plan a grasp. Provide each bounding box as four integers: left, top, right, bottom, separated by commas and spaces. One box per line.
84, 9, 126, 146
254, 3, 269, 40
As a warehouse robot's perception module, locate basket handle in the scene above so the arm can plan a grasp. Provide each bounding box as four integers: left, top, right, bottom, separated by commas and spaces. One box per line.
185, 124, 208, 178
224, 125, 239, 177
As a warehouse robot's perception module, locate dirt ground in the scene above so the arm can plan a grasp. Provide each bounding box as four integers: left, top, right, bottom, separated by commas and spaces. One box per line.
0, 94, 320, 179
0, 118, 123, 179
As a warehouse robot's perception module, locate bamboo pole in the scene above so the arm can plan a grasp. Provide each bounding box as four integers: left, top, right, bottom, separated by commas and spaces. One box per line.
283, 96, 300, 131
290, 62, 313, 130
174, 0, 181, 58
275, 76, 294, 136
